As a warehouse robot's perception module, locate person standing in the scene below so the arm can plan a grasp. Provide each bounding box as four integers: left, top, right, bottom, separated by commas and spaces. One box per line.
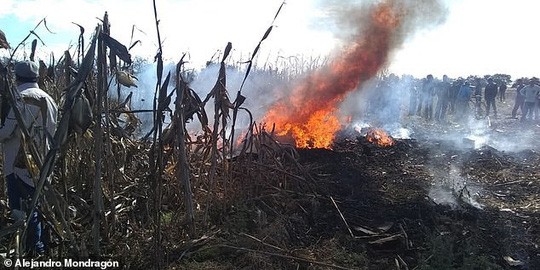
434, 75, 451, 122
455, 81, 472, 121
448, 78, 462, 115
533, 78, 540, 121
406, 75, 419, 116
511, 79, 526, 119
416, 78, 426, 116
498, 80, 507, 102
0, 60, 58, 256
484, 77, 498, 118
421, 74, 436, 121
519, 78, 540, 123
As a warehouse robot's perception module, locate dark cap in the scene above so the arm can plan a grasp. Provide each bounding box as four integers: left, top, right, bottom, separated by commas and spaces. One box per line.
14, 60, 39, 80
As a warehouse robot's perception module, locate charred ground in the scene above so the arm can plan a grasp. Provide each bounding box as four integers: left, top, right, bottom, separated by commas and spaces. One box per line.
163, 97, 540, 269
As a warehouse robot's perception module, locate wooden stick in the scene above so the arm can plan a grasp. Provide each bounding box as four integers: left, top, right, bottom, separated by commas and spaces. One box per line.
493, 179, 527, 187
399, 223, 410, 249
330, 196, 355, 238
397, 255, 409, 270
239, 232, 284, 251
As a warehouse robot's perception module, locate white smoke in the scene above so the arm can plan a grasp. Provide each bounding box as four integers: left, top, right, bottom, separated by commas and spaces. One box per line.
337, 74, 415, 139
122, 61, 291, 139
428, 164, 483, 209
112, 62, 178, 137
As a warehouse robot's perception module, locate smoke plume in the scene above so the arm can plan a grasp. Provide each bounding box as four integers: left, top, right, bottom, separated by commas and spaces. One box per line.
263, 0, 448, 148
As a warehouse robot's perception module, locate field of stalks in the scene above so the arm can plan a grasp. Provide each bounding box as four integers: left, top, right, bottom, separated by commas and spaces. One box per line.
0, 9, 332, 269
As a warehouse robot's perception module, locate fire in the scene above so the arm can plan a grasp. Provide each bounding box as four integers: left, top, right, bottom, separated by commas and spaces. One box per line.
277, 109, 340, 149
262, 0, 446, 149
366, 128, 395, 147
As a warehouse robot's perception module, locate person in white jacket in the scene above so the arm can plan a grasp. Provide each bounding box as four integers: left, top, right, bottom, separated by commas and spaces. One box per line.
519, 78, 540, 123
0, 60, 58, 256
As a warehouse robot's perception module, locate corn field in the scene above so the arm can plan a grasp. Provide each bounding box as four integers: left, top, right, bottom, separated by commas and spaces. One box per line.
0, 4, 321, 269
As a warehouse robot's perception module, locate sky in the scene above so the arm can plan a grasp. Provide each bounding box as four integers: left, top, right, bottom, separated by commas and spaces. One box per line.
1, 0, 539, 79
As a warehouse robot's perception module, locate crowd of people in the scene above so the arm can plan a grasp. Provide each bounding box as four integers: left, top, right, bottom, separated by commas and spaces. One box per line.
363, 73, 540, 126
405, 74, 540, 124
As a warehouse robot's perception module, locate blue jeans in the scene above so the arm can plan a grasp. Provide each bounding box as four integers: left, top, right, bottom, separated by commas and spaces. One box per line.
6, 173, 45, 254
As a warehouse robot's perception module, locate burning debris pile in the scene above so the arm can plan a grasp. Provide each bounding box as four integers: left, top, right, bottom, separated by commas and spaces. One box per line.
365, 128, 396, 147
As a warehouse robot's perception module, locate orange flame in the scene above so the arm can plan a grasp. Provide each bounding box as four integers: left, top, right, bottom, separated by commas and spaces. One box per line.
263, 1, 406, 149
276, 109, 340, 149
366, 128, 395, 147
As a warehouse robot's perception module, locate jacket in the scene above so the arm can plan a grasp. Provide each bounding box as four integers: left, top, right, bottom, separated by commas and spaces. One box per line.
519, 85, 540, 103
0, 83, 58, 187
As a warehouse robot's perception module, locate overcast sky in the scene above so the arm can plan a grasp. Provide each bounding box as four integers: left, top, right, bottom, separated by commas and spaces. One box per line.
1, 0, 539, 79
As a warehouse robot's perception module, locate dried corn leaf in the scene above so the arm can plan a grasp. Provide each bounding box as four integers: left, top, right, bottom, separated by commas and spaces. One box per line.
72, 22, 85, 35
239, 24, 275, 92
128, 40, 141, 51
41, 18, 56, 34
221, 42, 232, 62
30, 39, 38, 61
156, 52, 163, 83
158, 72, 172, 113
102, 33, 132, 65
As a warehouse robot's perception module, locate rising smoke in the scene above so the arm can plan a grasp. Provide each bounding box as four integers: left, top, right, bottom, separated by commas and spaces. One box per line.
115, 62, 285, 139
189, 63, 289, 133
122, 0, 451, 144
428, 163, 484, 210
262, 0, 449, 148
